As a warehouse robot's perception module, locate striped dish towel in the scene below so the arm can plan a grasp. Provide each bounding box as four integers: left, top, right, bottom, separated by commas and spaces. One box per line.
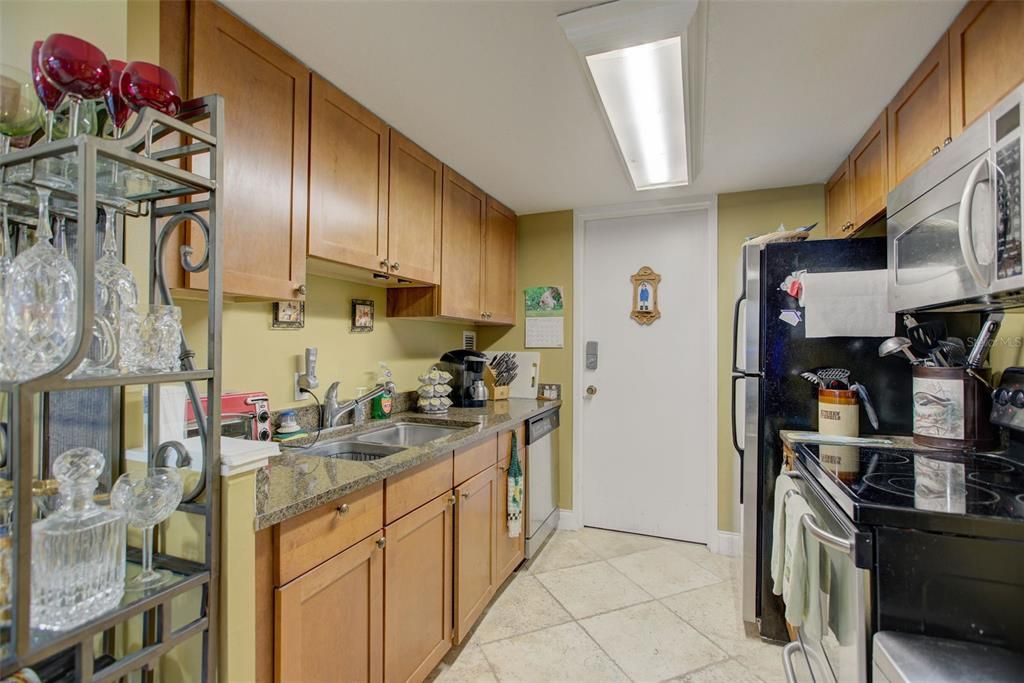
507, 431, 524, 537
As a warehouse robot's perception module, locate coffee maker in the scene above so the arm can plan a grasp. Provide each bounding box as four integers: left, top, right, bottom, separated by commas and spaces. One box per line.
439, 349, 488, 408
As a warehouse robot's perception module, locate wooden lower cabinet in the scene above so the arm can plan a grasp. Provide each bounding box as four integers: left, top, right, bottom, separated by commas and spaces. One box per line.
495, 426, 527, 583
453, 465, 498, 644
384, 492, 455, 683
276, 533, 384, 683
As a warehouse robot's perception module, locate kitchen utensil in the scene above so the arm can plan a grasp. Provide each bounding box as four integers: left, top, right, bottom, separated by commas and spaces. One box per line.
966, 313, 1004, 369
815, 367, 850, 387
907, 319, 947, 356
800, 371, 824, 387
879, 336, 921, 364
938, 338, 967, 367
851, 382, 880, 430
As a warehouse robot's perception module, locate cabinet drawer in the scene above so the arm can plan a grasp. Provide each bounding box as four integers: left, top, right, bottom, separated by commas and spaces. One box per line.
454, 436, 498, 485
275, 482, 384, 586
385, 453, 454, 524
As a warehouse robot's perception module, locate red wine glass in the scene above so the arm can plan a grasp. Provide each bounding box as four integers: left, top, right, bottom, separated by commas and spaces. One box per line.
120, 61, 181, 118
103, 59, 130, 137
31, 40, 64, 141
38, 33, 110, 137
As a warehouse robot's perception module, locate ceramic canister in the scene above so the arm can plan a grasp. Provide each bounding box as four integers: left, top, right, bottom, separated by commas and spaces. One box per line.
911, 366, 998, 450
818, 388, 860, 482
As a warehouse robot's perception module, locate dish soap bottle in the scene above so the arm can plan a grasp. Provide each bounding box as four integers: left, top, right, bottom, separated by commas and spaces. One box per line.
372, 362, 394, 419
32, 448, 126, 631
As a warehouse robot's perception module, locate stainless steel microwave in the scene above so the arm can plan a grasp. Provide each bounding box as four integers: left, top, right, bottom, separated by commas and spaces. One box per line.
888, 83, 1024, 312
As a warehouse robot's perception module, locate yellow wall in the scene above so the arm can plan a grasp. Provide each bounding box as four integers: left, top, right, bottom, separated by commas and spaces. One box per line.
715, 185, 826, 532
0, 0, 127, 68
479, 211, 574, 508
178, 275, 470, 409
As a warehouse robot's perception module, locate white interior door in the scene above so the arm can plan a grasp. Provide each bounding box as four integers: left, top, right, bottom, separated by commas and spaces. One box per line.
581, 209, 711, 542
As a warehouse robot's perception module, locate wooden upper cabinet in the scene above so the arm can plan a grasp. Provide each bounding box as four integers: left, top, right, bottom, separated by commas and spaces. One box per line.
482, 198, 517, 325
439, 167, 486, 321
276, 533, 384, 683
388, 131, 442, 284
825, 159, 852, 238
308, 75, 389, 274
453, 465, 497, 644
850, 111, 888, 229
190, 0, 309, 300
887, 33, 951, 189
950, 0, 1024, 136
384, 492, 453, 683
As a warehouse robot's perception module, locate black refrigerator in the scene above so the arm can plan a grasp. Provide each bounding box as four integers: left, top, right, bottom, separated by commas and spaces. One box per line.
731, 236, 922, 641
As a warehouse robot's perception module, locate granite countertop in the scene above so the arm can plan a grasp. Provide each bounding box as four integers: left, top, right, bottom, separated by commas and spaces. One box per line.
254, 399, 560, 529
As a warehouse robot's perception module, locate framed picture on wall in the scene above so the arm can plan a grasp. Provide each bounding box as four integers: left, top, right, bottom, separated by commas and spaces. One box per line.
271, 301, 305, 329
351, 299, 374, 333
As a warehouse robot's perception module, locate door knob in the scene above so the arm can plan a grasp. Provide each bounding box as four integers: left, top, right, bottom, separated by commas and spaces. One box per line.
586, 385, 598, 396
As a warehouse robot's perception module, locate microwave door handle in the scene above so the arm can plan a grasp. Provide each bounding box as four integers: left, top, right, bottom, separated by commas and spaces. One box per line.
958, 156, 992, 288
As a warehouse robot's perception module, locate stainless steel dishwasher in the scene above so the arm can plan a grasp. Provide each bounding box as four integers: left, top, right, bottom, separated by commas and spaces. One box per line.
525, 406, 559, 559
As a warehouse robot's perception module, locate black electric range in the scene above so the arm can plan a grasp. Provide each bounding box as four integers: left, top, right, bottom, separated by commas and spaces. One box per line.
793, 443, 1024, 541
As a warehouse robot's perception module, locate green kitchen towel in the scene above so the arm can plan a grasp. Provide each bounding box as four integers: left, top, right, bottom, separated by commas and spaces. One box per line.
507, 431, 523, 538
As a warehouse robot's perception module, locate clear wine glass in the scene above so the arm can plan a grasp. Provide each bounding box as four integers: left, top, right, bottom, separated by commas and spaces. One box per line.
38, 34, 109, 138
110, 467, 183, 589
75, 208, 138, 376
3, 187, 78, 380
48, 98, 98, 140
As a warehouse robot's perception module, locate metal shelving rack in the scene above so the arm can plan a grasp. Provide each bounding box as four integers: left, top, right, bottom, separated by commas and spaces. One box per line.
0, 94, 223, 681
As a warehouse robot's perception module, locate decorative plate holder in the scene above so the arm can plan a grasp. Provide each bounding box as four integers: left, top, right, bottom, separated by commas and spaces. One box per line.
630, 266, 661, 325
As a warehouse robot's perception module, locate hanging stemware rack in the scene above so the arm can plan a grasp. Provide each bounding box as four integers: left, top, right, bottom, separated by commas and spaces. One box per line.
0, 94, 223, 681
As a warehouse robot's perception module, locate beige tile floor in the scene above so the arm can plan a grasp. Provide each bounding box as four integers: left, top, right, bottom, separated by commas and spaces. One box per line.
428, 528, 791, 683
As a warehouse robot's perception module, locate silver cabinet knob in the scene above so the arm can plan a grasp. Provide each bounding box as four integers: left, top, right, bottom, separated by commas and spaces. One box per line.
461, 491, 470, 499
380, 259, 389, 270
376, 537, 386, 549
944, 136, 952, 147
296, 284, 307, 296
931, 146, 941, 156
448, 494, 456, 506
390, 262, 400, 271
586, 385, 598, 396
335, 503, 350, 515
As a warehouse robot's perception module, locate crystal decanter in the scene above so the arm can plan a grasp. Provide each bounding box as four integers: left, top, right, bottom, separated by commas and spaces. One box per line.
31, 448, 125, 631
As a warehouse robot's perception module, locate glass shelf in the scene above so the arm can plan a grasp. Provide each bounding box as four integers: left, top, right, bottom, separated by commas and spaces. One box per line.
0, 370, 214, 394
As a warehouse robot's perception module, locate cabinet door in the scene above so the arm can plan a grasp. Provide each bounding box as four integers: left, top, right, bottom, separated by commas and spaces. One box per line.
454, 465, 497, 644
482, 197, 517, 325
439, 167, 485, 321
495, 424, 527, 584
887, 34, 951, 189
825, 159, 852, 238
950, 0, 1024, 136
384, 493, 453, 683
388, 131, 442, 284
308, 75, 389, 273
276, 533, 384, 683
850, 111, 888, 229
190, 1, 308, 300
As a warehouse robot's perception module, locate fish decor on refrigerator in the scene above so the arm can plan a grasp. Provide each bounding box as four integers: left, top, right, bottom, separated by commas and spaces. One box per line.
630, 266, 661, 325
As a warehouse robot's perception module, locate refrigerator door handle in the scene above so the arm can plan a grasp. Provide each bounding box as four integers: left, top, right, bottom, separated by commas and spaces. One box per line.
731, 373, 746, 504
731, 288, 746, 374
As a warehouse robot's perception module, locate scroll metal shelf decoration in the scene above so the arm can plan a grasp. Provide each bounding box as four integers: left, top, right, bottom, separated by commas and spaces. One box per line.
630, 266, 661, 325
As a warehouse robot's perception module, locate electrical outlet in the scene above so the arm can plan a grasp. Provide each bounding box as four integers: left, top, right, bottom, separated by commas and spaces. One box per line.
294, 372, 303, 402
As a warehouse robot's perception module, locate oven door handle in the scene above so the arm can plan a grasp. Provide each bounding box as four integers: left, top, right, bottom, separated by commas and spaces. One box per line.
958, 155, 991, 288
802, 512, 853, 554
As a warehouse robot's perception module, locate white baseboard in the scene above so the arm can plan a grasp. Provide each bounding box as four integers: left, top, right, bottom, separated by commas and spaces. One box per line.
716, 531, 740, 557
558, 508, 583, 530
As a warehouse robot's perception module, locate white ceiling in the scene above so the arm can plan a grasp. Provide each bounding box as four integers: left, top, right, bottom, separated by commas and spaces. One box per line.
222, 0, 966, 215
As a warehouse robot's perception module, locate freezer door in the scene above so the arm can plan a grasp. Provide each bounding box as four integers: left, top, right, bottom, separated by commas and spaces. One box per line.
741, 373, 760, 626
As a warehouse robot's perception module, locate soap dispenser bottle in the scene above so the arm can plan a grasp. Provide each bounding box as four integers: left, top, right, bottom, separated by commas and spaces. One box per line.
372, 362, 394, 419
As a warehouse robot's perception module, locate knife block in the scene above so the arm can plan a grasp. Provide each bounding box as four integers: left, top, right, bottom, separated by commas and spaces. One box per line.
484, 367, 510, 400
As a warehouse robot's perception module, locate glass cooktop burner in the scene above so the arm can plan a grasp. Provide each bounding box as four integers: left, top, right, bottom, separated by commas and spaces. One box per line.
801, 445, 1024, 520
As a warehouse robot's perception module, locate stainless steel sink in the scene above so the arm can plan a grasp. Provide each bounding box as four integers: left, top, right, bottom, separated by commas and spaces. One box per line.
354, 423, 462, 448
300, 440, 404, 461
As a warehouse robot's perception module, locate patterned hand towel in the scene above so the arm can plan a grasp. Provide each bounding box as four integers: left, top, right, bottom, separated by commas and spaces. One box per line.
507, 431, 524, 537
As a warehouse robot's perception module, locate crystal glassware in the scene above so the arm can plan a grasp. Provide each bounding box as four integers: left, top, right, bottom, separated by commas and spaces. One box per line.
3, 187, 78, 381
120, 62, 181, 118
38, 34, 110, 138
104, 59, 130, 136
31, 448, 126, 631
125, 304, 181, 374
110, 467, 182, 589
0, 64, 42, 153
75, 209, 138, 376
48, 98, 98, 139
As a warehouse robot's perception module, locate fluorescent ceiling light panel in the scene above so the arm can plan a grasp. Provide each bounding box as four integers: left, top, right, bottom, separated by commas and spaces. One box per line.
587, 37, 687, 189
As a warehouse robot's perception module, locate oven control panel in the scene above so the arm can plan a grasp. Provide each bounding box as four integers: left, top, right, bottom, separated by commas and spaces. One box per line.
990, 367, 1024, 431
